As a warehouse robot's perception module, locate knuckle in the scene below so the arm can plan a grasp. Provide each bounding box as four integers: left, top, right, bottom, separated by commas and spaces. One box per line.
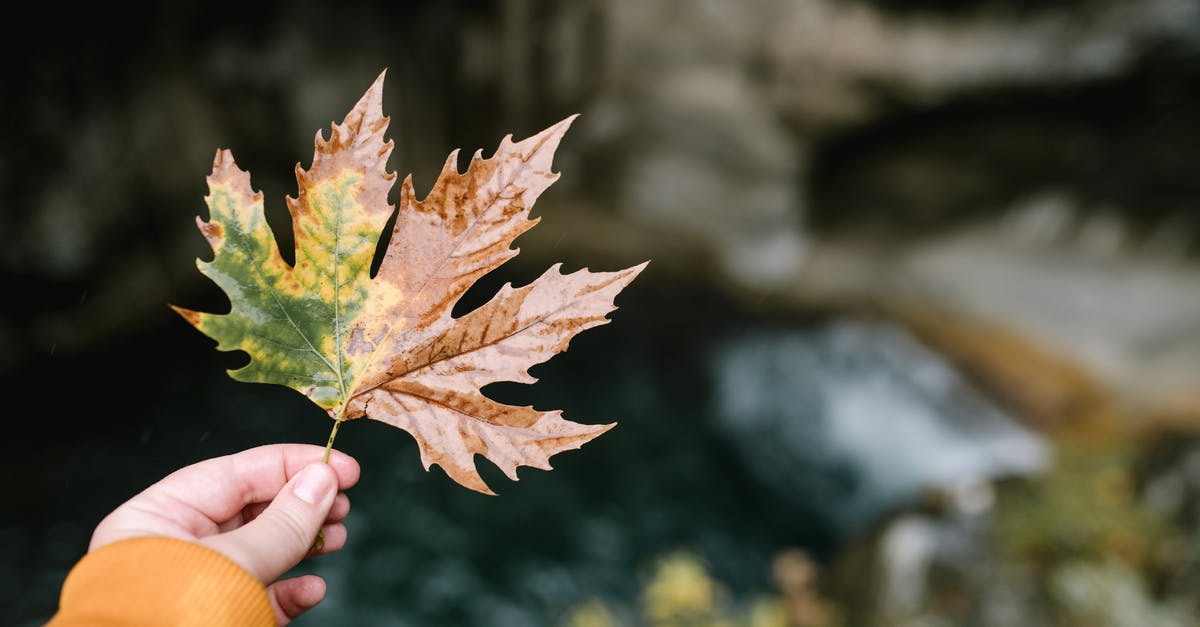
259, 507, 315, 549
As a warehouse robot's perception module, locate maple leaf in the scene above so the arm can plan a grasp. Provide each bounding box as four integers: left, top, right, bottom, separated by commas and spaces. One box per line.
173, 71, 646, 494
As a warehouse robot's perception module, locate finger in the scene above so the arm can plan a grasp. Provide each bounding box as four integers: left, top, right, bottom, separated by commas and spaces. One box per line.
267, 575, 326, 626
141, 444, 360, 531
217, 509, 246, 533
309, 523, 347, 556
220, 493, 349, 533
327, 493, 350, 523
202, 462, 338, 582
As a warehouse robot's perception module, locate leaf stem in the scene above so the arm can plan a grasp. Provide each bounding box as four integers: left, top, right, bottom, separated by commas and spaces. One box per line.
313, 403, 349, 552
321, 404, 349, 463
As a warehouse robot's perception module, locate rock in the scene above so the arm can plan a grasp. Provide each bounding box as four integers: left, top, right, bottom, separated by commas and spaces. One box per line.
891, 214, 1200, 428
709, 320, 1049, 532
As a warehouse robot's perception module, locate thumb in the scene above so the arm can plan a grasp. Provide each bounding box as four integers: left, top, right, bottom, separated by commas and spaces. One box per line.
203, 462, 338, 583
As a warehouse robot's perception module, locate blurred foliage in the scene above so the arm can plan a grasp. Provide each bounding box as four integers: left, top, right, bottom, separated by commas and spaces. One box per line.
561, 436, 1200, 626
564, 551, 840, 627
565, 552, 779, 627
567, 600, 621, 627
643, 554, 728, 625
982, 438, 1198, 626
1051, 560, 1192, 627
995, 443, 1164, 567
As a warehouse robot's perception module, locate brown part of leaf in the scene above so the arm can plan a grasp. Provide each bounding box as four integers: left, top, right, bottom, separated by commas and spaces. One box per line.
367, 391, 615, 495
346, 117, 579, 390
376, 263, 647, 394
354, 262, 646, 494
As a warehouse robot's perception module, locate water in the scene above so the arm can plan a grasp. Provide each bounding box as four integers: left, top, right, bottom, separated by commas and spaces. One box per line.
2, 287, 1044, 625
712, 322, 1049, 534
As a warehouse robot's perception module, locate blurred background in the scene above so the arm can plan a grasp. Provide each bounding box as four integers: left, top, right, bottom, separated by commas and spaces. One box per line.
4, 0, 1200, 625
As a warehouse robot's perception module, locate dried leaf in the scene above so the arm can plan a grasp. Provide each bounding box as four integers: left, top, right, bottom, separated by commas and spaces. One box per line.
174, 71, 645, 493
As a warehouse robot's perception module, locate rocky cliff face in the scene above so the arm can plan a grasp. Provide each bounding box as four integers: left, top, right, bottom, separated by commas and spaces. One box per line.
518, 0, 1200, 428
7, 1, 1198, 426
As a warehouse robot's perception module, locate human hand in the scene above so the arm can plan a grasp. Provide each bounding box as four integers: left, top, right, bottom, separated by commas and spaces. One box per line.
89, 444, 361, 625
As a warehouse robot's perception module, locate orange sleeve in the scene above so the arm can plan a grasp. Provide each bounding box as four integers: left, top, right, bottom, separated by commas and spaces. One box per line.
48, 536, 274, 627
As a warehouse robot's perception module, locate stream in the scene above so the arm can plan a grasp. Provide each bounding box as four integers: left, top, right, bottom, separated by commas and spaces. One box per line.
1, 286, 1045, 626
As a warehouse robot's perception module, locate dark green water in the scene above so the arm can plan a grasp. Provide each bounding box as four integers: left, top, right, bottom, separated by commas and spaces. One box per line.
2, 282, 800, 624
2, 279, 1039, 625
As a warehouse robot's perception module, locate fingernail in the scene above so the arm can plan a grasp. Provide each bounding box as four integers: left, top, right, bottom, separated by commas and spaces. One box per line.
293, 464, 335, 505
